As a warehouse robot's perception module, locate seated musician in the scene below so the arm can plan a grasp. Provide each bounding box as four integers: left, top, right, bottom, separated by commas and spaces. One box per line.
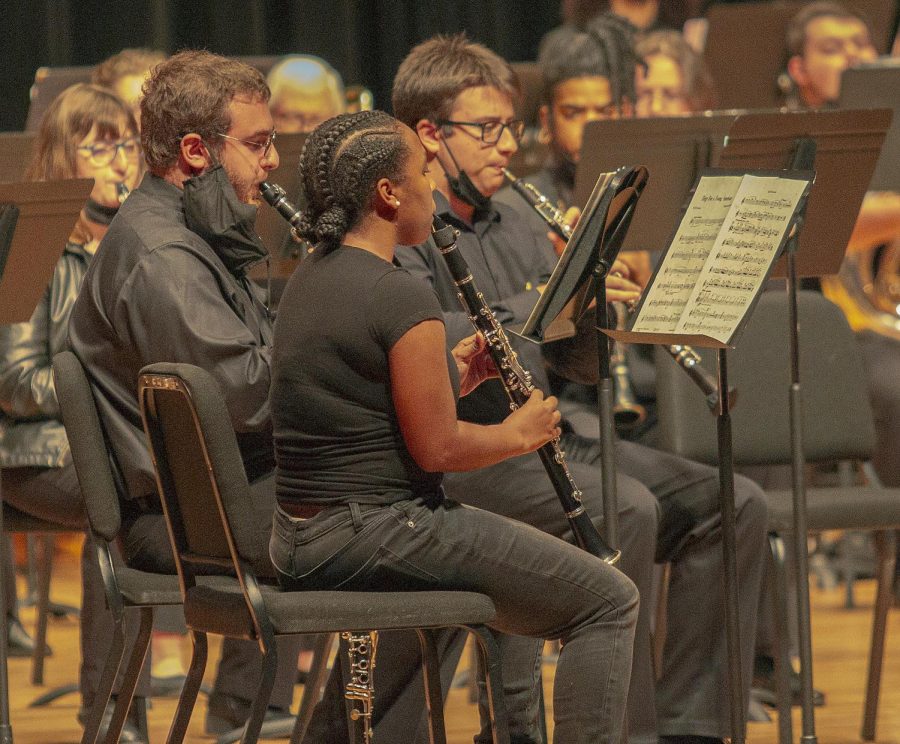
269, 109, 639, 744
783, 1, 900, 491
484, 20, 767, 742
266, 54, 346, 134
0, 83, 144, 740
92, 47, 167, 130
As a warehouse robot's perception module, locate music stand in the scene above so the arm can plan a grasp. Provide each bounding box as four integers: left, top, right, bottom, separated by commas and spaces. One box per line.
0, 178, 89, 744
0, 134, 36, 185
716, 107, 891, 744
575, 113, 739, 252
519, 166, 649, 552
839, 60, 900, 192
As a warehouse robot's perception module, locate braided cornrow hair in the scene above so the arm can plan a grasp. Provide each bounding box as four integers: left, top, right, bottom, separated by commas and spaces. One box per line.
539, 11, 640, 109
296, 110, 408, 252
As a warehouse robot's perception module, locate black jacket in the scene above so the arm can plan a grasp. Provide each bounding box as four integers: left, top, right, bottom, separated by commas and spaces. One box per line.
0, 240, 91, 468
68, 173, 273, 503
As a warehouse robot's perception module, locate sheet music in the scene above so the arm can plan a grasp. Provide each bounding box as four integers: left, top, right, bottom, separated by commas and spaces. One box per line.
632, 173, 810, 344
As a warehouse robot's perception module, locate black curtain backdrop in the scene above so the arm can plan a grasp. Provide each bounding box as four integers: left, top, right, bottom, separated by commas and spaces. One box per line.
0, 0, 562, 132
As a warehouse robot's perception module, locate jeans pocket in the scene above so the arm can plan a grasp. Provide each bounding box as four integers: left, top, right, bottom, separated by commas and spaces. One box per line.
334, 544, 441, 591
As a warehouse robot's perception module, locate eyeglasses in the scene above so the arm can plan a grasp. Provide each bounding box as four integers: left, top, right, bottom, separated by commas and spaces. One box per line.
77, 137, 140, 167
217, 130, 277, 159
437, 118, 526, 145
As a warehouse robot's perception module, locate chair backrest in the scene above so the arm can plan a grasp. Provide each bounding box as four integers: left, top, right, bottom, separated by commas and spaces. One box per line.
654, 291, 877, 467
25, 65, 94, 132
137, 362, 258, 586
52, 350, 122, 543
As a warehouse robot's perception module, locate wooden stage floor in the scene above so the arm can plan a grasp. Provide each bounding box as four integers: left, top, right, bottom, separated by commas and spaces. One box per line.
4, 539, 900, 743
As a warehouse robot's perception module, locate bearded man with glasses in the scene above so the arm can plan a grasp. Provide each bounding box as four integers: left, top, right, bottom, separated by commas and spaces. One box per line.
68, 50, 302, 736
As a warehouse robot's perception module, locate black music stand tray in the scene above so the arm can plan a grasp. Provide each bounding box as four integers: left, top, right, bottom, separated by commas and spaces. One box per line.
716, 107, 891, 744
0, 179, 91, 744
517, 165, 649, 553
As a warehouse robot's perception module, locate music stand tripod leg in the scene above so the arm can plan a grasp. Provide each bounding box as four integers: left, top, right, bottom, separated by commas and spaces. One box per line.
715, 349, 746, 744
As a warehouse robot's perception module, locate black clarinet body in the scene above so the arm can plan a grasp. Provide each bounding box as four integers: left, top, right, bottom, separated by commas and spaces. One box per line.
431, 216, 620, 565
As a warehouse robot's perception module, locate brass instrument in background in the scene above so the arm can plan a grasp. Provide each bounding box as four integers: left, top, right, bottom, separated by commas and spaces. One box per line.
822, 240, 900, 341
610, 301, 647, 430
502, 168, 729, 412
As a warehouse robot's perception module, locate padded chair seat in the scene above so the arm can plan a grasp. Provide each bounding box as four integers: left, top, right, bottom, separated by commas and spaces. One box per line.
2, 503, 69, 533
112, 563, 184, 607
766, 487, 900, 533
184, 583, 497, 639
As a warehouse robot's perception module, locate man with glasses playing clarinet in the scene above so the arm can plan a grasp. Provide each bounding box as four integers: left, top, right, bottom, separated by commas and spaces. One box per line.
389, 32, 769, 744
68, 50, 302, 736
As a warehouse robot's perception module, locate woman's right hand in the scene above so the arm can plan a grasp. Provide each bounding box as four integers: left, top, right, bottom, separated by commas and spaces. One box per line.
504, 389, 562, 454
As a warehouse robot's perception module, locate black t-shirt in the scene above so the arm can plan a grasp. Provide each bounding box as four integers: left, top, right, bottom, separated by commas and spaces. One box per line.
272, 244, 455, 506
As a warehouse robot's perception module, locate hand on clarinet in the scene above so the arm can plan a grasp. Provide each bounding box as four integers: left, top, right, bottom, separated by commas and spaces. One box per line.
503, 389, 562, 454
548, 206, 581, 256
606, 258, 642, 305
452, 333, 498, 397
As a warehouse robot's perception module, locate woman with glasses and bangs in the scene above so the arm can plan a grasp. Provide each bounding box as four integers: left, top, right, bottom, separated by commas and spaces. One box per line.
0, 83, 146, 740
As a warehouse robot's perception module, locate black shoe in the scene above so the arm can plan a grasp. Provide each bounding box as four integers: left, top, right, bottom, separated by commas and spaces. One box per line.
205, 693, 294, 736
752, 654, 826, 707
79, 699, 148, 744
5, 617, 50, 658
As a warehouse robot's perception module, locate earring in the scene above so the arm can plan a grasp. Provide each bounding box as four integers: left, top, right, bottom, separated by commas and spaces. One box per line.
393, 200, 401, 208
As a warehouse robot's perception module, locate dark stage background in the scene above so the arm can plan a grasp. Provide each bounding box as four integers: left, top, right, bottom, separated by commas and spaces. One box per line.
0, 0, 567, 132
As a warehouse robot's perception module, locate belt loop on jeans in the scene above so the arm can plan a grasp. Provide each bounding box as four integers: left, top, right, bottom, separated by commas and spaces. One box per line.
349, 502, 364, 532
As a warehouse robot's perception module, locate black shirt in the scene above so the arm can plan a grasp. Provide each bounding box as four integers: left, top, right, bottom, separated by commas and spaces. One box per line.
397, 192, 555, 425
272, 245, 454, 506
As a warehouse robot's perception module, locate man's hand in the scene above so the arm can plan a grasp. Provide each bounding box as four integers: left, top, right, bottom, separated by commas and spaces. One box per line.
549, 206, 582, 257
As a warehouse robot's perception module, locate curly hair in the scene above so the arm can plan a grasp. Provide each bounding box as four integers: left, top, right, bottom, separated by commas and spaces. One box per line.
539, 12, 639, 107
296, 111, 409, 251
140, 50, 269, 175
392, 33, 520, 129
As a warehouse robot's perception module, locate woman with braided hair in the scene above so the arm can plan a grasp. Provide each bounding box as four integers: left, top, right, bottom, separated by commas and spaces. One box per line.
269, 110, 638, 743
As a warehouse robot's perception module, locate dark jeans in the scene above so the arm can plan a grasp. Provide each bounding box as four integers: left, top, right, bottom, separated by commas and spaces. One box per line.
442, 433, 767, 743
271, 495, 639, 744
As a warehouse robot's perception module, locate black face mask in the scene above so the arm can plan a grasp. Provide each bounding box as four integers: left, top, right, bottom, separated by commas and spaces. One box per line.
441, 140, 493, 218
83, 198, 119, 226
183, 164, 268, 275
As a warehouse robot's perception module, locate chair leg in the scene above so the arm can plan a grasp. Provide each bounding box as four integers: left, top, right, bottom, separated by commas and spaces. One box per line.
290, 632, 335, 744
166, 629, 208, 744
104, 607, 153, 744
416, 629, 448, 744
861, 529, 896, 741
653, 562, 671, 679
80, 610, 128, 744
465, 625, 510, 744
768, 533, 793, 744
242, 638, 279, 744
31, 534, 54, 686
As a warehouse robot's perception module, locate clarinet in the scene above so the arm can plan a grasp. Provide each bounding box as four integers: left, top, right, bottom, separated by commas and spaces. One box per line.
502, 168, 728, 411
432, 216, 620, 565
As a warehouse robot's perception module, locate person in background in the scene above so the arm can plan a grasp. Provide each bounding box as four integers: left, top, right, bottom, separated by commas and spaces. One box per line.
0, 83, 145, 741
266, 54, 346, 134
92, 47, 167, 130
783, 1, 899, 491
634, 29, 717, 116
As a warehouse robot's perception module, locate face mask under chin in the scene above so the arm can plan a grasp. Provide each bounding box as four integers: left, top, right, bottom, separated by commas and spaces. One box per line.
182, 164, 268, 274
